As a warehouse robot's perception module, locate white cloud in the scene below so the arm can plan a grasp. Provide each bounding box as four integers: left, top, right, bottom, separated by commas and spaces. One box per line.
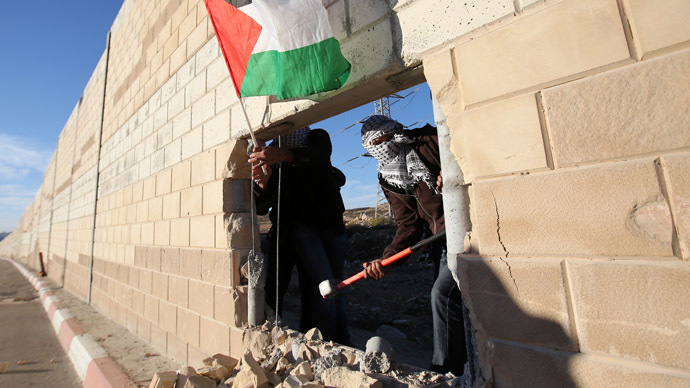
0, 134, 52, 179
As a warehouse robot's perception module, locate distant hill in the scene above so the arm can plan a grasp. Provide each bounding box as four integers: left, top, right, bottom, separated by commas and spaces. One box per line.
0, 232, 8, 242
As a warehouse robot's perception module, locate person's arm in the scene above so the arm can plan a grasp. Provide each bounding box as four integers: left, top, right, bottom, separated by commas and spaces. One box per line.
363, 186, 425, 280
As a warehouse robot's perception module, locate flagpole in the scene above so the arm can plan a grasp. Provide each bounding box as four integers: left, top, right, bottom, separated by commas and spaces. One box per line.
239, 97, 268, 174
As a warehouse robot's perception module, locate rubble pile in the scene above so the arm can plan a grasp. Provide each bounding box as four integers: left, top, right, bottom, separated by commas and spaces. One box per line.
148, 321, 458, 388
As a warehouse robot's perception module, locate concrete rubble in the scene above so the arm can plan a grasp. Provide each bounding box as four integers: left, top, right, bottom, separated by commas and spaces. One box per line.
148, 321, 458, 388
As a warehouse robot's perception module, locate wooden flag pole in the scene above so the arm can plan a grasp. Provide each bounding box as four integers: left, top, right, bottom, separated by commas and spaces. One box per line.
239, 98, 268, 174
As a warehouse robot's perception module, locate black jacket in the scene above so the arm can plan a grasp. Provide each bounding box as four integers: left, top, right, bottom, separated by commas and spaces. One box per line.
255, 129, 346, 234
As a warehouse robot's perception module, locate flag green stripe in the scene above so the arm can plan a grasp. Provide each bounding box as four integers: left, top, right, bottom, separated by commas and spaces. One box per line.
240, 37, 350, 100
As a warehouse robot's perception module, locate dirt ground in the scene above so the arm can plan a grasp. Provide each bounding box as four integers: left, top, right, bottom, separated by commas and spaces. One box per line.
264, 207, 437, 370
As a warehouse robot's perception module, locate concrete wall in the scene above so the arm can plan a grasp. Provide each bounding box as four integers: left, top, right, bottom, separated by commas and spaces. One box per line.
2, 0, 688, 385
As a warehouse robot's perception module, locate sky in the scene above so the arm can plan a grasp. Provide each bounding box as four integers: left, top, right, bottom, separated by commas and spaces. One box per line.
0, 2, 435, 233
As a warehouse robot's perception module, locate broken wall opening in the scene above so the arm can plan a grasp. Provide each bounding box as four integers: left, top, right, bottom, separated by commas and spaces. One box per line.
247, 81, 476, 377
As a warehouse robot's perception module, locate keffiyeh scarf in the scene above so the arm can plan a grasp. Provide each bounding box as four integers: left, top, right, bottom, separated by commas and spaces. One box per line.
361, 115, 434, 191
279, 126, 310, 148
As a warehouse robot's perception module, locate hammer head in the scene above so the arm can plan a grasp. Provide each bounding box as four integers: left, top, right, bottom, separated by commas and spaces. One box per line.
319, 279, 339, 299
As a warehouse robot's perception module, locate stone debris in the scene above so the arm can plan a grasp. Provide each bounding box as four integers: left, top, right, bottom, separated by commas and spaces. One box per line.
375, 324, 407, 341
147, 322, 457, 388
321, 366, 383, 388
362, 336, 396, 374
183, 375, 217, 388
0, 361, 9, 373
148, 371, 177, 388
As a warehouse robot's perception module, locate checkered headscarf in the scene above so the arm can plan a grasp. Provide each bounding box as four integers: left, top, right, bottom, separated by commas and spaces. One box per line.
361, 115, 434, 190
279, 127, 310, 148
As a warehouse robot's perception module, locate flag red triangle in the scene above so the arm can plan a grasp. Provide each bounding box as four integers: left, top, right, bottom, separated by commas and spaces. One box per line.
204, 0, 262, 96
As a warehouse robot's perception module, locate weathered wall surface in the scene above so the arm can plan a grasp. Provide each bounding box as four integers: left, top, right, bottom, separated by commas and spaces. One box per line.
424, 0, 690, 386
2, 0, 688, 385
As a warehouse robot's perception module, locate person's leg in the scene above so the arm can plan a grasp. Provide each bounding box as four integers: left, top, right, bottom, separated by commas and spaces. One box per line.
289, 225, 338, 341
430, 247, 467, 375
320, 229, 351, 345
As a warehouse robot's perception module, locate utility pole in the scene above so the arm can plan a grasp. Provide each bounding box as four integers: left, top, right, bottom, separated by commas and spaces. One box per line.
373, 96, 393, 220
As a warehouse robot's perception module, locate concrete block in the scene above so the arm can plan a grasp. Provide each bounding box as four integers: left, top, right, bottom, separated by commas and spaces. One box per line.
142, 222, 155, 245
225, 213, 253, 250
321, 366, 382, 388
171, 218, 190, 247
167, 333, 188, 365
169, 91, 186, 123
201, 249, 231, 286
217, 139, 251, 180
202, 180, 223, 215
177, 307, 200, 347
396, 0, 514, 64
189, 279, 215, 317
180, 248, 202, 280
152, 148, 167, 174
144, 176, 157, 200
191, 150, 216, 186
148, 371, 177, 388
214, 78, 239, 114
137, 201, 150, 223
165, 138, 182, 168
490, 340, 690, 388
169, 275, 189, 308
455, 0, 630, 105
195, 37, 220, 75
234, 352, 269, 388
622, 0, 690, 57
186, 69, 207, 109
138, 313, 152, 341
191, 93, 215, 129
470, 159, 674, 257
423, 50, 463, 113
144, 293, 160, 323
173, 107, 192, 141
229, 97, 267, 140
182, 127, 202, 161
147, 246, 163, 271
215, 215, 228, 249
157, 123, 174, 151
162, 247, 181, 275
163, 192, 181, 219
229, 326, 245, 359
199, 317, 230, 355
661, 153, 690, 260
206, 56, 227, 93
172, 160, 192, 191
154, 220, 170, 246
159, 300, 177, 334
214, 286, 246, 327
337, 17, 397, 88
543, 50, 690, 166
140, 269, 153, 295
568, 261, 690, 369
181, 185, 202, 217
190, 215, 216, 248
457, 257, 574, 350
344, 1, 389, 38
152, 272, 169, 300
177, 55, 197, 91
202, 111, 230, 151
448, 94, 547, 181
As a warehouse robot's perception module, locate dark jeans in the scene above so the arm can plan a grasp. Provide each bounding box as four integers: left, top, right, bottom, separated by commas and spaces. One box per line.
289, 225, 350, 344
263, 229, 297, 317
430, 244, 467, 375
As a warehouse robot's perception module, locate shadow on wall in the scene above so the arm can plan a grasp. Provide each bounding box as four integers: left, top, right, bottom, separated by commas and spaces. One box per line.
457, 257, 578, 387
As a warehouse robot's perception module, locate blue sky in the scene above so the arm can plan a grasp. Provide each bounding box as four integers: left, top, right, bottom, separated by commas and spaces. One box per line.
0, 2, 434, 232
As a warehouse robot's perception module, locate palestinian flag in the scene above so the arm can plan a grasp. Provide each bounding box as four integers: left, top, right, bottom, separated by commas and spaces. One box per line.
204, 0, 351, 100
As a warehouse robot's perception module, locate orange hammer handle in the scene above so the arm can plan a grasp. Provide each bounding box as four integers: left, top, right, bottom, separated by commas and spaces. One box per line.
336, 230, 446, 291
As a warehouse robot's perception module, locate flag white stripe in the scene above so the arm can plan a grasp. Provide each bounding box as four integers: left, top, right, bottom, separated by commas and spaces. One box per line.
241, 0, 335, 54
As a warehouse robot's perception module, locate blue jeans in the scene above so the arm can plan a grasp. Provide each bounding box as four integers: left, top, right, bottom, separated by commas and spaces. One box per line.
431, 245, 467, 375
289, 225, 350, 344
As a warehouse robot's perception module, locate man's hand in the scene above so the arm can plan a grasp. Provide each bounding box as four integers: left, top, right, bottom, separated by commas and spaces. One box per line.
252, 164, 271, 188
248, 146, 294, 168
363, 259, 386, 280
436, 170, 443, 192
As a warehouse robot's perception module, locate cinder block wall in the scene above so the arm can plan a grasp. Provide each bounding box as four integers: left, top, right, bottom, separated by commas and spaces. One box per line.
1, 0, 688, 385
424, 0, 690, 386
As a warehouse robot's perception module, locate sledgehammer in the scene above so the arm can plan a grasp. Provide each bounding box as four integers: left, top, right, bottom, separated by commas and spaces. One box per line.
319, 230, 446, 298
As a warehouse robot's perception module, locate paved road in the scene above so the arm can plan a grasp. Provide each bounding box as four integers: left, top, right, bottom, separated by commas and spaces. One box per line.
0, 259, 82, 388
